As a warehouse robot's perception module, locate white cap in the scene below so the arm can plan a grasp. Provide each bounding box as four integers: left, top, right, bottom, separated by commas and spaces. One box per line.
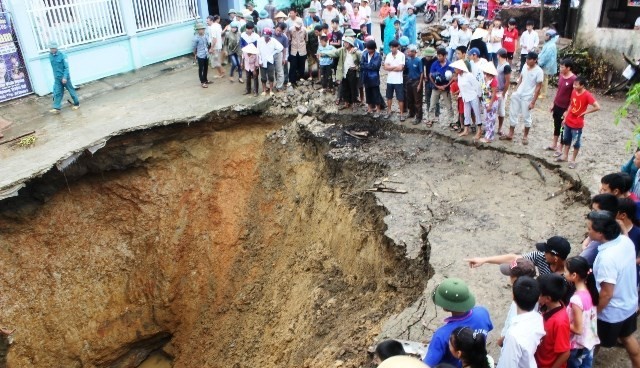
324, 0, 335, 5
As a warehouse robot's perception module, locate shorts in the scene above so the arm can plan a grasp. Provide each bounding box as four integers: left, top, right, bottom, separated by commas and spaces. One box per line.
598, 312, 638, 348
210, 50, 222, 67
462, 2, 471, 9
260, 62, 275, 82
506, 52, 514, 60
386, 83, 404, 101
560, 126, 583, 149
498, 92, 507, 117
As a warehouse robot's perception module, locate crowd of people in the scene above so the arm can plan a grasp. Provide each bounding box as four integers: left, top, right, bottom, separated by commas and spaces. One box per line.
372, 169, 640, 368
191, 1, 604, 168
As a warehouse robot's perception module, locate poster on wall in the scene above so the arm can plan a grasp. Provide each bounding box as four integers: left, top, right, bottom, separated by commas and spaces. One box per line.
0, 12, 32, 102
629, 0, 640, 7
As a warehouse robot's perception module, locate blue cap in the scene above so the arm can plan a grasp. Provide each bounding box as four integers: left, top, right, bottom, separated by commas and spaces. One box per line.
230, 21, 240, 28
47, 41, 59, 49
468, 47, 480, 56
399, 35, 409, 46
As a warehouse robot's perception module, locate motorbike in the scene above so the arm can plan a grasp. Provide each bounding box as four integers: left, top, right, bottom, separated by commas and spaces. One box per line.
414, 0, 438, 23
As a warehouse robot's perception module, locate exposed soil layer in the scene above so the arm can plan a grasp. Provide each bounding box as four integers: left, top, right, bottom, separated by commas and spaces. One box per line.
0, 115, 427, 368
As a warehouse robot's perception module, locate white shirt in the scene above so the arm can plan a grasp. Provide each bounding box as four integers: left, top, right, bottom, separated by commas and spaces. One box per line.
342, 0, 354, 15
397, 1, 411, 18
594, 235, 639, 323
310, 0, 322, 12
458, 28, 472, 48
497, 311, 545, 368
209, 23, 223, 50
257, 37, 284, 67
322, 7, 340, 25
514, 64, 543, 98
470, 58, 486, 83
343, 50, 356, 77
385, 51, 405, 84
520, 29, 539, 55
457, 71, 481, 102
489, 27, 504, 53
636, 16, 640, 27
360, 4, 372, 24
447, 26, 460, 49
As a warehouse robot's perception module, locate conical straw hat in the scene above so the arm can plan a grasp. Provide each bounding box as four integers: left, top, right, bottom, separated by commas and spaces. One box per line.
242, 43, 259, 54
450, 59, 468, 73
481, 61, 498, 76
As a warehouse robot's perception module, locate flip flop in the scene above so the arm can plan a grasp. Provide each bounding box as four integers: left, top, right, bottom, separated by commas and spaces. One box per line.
545, 146, 556, 151
499, 136, 513, 141
553, 151, 563, 157
555, 157, 566, 162
522, 138, 529, 145
568, 162, 577, 169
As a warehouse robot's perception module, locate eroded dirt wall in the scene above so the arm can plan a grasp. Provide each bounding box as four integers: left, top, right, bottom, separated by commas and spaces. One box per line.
0, 118, 425, 368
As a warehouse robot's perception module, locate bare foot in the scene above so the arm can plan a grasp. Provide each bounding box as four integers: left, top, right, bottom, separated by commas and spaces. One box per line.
1, 328, 15, 336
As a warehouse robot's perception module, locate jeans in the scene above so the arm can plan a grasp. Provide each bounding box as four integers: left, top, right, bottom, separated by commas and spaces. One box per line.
229, 54, 242, 78
488, 52, 497, 67
197, 57, 209, 83
52, 78, 80, 110
568, 348, 594, 368
561, 125, 583, 149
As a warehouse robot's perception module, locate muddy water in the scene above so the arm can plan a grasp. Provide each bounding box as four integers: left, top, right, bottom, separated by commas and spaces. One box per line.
138, 352, 172, 368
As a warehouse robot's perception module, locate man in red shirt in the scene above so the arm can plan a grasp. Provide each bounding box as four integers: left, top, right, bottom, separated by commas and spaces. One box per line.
502, 18, 519, 69
548, 59, 576, 153
556, 77, 600, 169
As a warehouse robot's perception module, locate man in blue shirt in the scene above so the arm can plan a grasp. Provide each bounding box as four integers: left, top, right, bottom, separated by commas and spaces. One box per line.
48, 41, 80, 113
426, 48, 454, 127
404, 44, 423, 125
423, 278, 493, 368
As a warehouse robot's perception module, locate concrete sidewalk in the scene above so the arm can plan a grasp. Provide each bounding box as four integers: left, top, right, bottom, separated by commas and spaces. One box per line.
0, 56, 262, 195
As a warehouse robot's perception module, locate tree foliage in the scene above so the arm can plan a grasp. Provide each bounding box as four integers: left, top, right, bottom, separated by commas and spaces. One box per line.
614, 82, 640, 150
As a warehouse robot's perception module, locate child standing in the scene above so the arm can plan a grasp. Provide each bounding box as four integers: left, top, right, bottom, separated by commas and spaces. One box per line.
564, 256, 600, 368
535, 273, 571, 368
449, 77, 464, 133
317, 36, 336, 92
557, 77, 600, 169
393, 19, 403, 42
478, 62, 498, 143
241, 43, 260, 96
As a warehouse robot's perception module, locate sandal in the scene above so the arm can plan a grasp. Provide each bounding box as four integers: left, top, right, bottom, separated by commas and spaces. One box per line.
498, 135, 513, 141
545, 146, 557, 151
201, 83, 208, 88
553, 151, 563, 157
449, 122, 460, 131
238, 78, 244, 83
522, 138, 529, 145
426, 121, 434, 128
568, 162, 577, 169
555, 157, 566, 162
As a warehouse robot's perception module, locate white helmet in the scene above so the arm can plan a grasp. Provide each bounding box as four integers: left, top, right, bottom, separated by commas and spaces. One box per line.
445, 70, 453, 81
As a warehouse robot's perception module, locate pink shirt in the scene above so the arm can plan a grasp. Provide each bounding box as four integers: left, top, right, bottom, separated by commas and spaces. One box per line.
349, 13, 364, 29
242, 53, 258, 71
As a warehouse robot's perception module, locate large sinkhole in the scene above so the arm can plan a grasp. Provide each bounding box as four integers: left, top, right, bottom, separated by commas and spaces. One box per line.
0, 113, 585, 367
